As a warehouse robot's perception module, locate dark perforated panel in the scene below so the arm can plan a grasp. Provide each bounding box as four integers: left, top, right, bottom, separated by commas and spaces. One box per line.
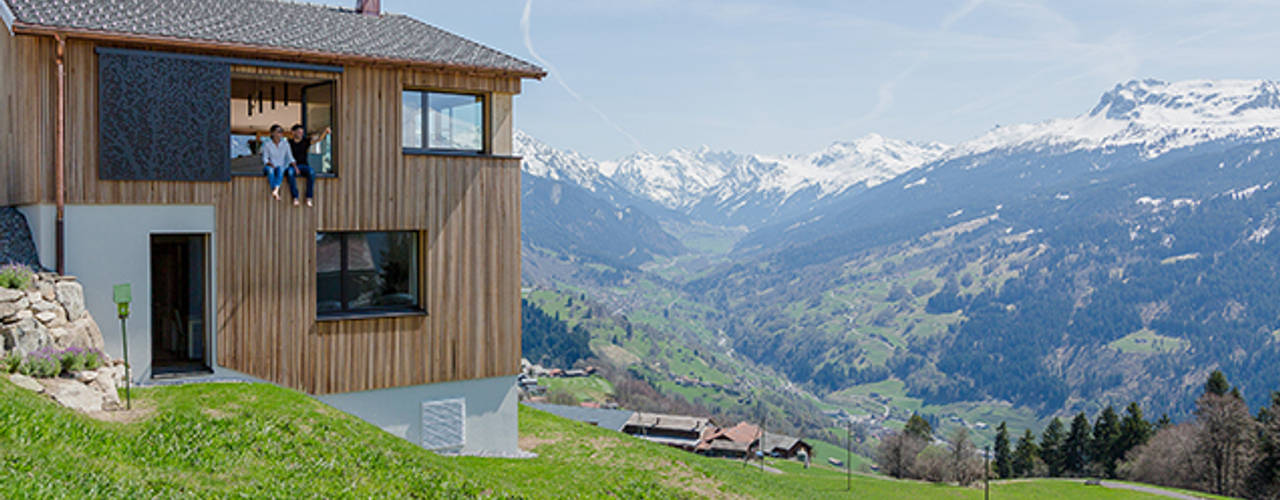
98, 51, 230, 181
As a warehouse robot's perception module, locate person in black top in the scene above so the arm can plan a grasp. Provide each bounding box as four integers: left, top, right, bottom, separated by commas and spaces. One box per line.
286, 124, 331, 207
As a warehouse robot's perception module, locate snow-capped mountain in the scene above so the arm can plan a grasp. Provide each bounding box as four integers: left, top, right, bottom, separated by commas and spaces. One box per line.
953, 79, 1280, 159
516, 131, 948, 226
745, 78, 1280, 254
608, 134, 948, 211
516, 129, 616, 192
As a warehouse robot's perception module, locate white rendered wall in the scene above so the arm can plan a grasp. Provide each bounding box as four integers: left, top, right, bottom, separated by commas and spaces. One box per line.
21, 204, 219, 382
317, 375, 521, 456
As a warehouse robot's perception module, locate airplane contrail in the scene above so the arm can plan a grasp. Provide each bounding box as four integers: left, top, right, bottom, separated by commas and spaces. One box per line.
521, 0, 647, 153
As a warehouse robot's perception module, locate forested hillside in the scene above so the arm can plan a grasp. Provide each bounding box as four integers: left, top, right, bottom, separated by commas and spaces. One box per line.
520, 298, 592, 369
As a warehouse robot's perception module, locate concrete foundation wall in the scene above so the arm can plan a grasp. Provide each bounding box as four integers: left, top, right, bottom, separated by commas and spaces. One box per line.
317, 375, 520, 456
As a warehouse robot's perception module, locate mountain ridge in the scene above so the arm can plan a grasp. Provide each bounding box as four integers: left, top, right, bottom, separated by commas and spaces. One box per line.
517, 130, 947, 227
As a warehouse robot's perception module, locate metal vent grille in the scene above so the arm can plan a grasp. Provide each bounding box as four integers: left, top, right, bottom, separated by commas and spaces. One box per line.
421, 398, 466, 451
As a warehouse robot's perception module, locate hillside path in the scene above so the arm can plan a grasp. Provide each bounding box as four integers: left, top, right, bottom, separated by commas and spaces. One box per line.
1098, 481, 1203, 499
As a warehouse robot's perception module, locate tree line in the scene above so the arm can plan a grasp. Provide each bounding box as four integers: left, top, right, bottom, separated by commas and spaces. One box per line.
875, 370, 1280, 498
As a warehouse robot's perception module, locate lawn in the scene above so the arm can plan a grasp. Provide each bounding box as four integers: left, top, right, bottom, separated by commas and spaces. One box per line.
543, 375, 616, 404
0, 378, 1200, 499
1107, 328, 1190, 355
0, 378, 491, 498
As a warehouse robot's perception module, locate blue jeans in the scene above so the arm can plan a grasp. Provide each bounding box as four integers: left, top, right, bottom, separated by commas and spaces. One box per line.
286, 164, 315, 200
263, 165, 284, 190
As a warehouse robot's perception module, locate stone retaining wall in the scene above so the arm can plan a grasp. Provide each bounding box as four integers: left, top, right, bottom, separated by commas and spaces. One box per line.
1, 273, 104, 358
2, 272, 129, 413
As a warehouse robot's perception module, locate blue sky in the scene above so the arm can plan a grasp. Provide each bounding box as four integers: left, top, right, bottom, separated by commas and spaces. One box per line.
322, 1, 1280, 159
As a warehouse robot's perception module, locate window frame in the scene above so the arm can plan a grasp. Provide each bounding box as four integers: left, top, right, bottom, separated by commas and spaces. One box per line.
401, 88, 489, 156
228, 73, 340, 178
316, 231, 425, 320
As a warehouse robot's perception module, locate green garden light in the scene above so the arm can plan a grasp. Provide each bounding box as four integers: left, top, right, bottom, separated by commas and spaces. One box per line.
113, 283, 132, 410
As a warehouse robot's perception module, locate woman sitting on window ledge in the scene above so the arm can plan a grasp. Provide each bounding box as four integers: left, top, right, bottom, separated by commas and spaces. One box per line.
261, 123, 295, 201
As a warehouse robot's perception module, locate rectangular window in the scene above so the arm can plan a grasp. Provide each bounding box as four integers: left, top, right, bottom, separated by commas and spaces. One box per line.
316, 231, 420, 317
402, 90, 485, 153
231, 75, 337, 175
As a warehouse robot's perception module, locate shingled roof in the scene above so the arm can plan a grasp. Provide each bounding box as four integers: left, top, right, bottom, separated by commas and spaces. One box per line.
2, 0, 544, 77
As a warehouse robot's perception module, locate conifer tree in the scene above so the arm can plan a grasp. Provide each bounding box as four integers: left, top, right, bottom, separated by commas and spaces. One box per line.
905, 413, 933, 441
1040, 417, 1066, 477
1091, 406, 1121, 477
993, 421, 1012, 479
1117, 402, 1153, 464
1206, 370, 1230, 397
1012, 429, 1039, 477
1063, 412, 1092, 476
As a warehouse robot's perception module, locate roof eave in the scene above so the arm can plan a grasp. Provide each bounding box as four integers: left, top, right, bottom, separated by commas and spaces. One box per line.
11, 21, 547, 80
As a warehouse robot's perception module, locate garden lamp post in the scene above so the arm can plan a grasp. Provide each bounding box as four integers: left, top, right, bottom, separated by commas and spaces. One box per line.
113, 283, 131, 410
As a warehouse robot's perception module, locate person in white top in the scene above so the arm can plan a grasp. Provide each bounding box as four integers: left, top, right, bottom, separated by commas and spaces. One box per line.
261, 123, 296, 200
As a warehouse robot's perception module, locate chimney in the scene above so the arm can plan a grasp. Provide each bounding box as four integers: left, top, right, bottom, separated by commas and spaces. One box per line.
356, 0, 380, 16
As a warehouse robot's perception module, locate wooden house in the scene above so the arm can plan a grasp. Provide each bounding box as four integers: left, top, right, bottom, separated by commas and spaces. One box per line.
0, 0, 542, 455
623, 412, 715, 451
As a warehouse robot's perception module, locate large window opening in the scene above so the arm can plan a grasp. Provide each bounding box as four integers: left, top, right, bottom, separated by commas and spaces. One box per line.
317, 231, 421, 317
402, 90, 485, 153
231, 75, 336, 175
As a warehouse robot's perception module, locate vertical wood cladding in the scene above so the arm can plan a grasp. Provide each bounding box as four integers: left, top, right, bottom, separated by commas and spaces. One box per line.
0, 32, 54, 206
32, 39, 522, 394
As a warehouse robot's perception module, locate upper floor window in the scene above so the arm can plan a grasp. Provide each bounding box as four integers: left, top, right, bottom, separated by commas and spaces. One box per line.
402, 90, 485, 153
231, 76, 336, 175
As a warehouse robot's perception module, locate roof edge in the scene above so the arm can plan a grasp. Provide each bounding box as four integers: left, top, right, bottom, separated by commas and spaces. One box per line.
12, 21, 547, 80
1, 1, 14, 35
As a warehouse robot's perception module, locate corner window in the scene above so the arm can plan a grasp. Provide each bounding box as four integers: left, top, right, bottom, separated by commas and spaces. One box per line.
402, 90, 485, 153
316, 231, 420, 317
231, 76, 337, 175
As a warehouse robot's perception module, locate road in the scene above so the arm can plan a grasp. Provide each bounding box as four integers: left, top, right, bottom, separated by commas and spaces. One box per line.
1099, 480, 1205, 500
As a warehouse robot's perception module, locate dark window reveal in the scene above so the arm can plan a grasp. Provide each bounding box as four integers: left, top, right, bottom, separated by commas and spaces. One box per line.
402, 90, 485, 153
317, 232, 420, 317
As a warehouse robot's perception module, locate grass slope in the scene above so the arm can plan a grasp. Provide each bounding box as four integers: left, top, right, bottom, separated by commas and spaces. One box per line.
1, 379, 1187, 499
0, 379, 492, 498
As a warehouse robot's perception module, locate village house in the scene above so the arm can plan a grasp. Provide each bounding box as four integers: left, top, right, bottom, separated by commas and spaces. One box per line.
694, 422, 814, 462
623, 412, 715, 451
0, 0, 541, 455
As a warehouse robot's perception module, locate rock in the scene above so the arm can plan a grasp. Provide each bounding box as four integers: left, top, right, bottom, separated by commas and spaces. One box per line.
48, 327, 72, 348
105, 364, 129, 385
8, 373, 43, 393
0, 288, 23, 302
3, 301, 29, 324
55, 281, 85, 321
67, 317, 105, 352
35, 311, 58, 325
72, 370, 97, 383
31, 299, 57, 313
40, 378, 103, 412
25, 290, 39, 302
1, 317, 50, 357
91, 374, 120, 407
0, 299, 21, 320
37, 281, 55, 301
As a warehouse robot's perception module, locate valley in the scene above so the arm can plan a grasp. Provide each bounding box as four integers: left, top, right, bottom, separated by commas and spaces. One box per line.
518, 79, 1280, 463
